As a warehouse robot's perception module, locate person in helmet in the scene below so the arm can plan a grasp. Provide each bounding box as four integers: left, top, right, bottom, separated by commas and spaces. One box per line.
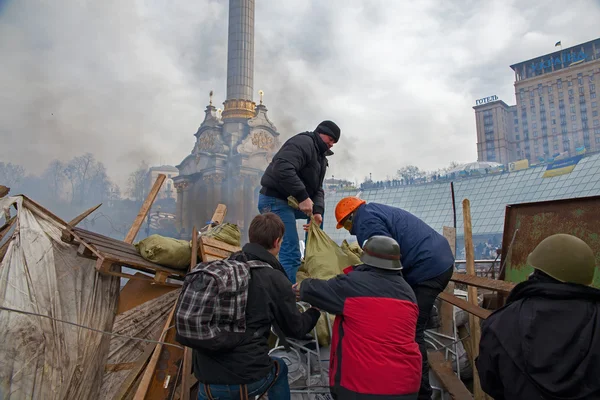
259, 120, 341, 283
476, 234, 600, 400
294, 236, 422, 400
334, 197, 454, 400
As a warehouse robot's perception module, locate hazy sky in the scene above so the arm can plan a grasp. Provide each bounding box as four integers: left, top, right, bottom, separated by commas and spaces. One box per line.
1, 0, 599, 188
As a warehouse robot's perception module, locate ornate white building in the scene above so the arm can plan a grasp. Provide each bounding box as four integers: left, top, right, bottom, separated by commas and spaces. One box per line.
174, 0, 280, 238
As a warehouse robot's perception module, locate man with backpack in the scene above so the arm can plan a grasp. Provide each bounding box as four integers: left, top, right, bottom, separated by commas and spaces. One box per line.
175, 213, 321, 400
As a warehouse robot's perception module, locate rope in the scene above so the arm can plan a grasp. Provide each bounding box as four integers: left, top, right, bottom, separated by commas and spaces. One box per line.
0, 305, 184, 349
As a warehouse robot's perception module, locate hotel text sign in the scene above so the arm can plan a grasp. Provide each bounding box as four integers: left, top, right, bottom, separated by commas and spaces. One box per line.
476, 95, 498, 106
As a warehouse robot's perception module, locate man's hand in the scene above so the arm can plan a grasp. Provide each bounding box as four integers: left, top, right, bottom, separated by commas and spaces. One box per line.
303, 213, 322, 231
298, 198, 314, 216
313, 213, 323, 226
292, 283, 301, 301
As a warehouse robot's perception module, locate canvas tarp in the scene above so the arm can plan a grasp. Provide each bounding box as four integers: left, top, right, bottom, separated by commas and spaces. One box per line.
0, 196, 120, 400
100, 290, 180, 398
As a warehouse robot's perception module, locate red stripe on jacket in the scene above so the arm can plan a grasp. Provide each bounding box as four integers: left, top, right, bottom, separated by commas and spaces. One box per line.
329, 297, 421, 395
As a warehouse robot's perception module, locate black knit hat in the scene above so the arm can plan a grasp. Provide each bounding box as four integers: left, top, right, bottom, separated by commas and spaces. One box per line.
315, 120, 341, 143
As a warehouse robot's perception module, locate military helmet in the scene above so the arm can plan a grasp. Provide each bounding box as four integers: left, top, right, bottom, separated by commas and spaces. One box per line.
527, 233, 596, 286
360, 236, 403, 270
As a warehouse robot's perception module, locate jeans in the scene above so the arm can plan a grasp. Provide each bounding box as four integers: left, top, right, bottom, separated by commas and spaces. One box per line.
258, 194, 317, 283
411, 266, 454, 400
197, 357, 290, 400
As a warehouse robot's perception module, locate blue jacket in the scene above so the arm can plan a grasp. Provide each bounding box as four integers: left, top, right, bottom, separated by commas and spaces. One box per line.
350, 203, 454, 286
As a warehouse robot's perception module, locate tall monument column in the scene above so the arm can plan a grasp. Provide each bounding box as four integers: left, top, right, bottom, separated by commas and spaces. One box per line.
222, 0, 256, 121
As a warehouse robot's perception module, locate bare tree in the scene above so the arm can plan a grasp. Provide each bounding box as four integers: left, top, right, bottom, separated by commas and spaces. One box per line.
396, 165, 423, 182
0, 162, 25, 187
43, 160, 65, 200
127, 161, 149, 202
63, 153, 113, 206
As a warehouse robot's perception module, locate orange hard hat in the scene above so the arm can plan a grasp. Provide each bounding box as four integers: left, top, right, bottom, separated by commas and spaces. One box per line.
335, 197, 366, 229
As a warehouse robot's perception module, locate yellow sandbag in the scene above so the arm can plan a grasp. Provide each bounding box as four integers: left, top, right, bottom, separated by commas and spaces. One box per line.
204, 222, 241, 246
341, 240, 362, 265
135, 234, 191, 269
288, 196, 357, 346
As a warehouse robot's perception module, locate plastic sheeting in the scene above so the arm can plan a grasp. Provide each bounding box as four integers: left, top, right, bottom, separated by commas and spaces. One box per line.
100, 290, 179, 398
0, 196, 120, 400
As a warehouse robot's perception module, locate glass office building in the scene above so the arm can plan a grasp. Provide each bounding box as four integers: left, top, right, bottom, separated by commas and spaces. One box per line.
309, 152, 600, 259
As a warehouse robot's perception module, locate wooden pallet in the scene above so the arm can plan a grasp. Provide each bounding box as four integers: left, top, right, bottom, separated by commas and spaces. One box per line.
62, 227, 187, 285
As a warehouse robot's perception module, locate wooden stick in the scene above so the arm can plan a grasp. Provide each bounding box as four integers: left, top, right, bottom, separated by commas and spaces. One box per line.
68, 203, 102, 227
133, 306, 176, 400
180, 226, 197, 400
124, 174, 166, 244
210, 204, 227, 225
462, 199, 488, 400
439, 226, 456, 336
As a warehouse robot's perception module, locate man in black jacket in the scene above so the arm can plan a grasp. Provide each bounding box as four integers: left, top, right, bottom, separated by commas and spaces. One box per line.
259, 120, 341, 283
194, 213, 321, 400
476, 234, 600, 400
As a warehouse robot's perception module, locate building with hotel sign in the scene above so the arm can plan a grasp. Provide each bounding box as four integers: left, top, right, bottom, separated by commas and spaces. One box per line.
475, 37, 600, 165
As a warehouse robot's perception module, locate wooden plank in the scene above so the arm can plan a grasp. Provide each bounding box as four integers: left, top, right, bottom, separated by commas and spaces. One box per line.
135, 307, 184, 400
451, 272, 516, 293
428, 351, 473, 400
210, 204, 227, 225
117, 273, 179, 314
153, 271, 170, 284
201, 244, 236, 259
0, 216, 16, 243
125, 174, 166, 244
180, 227, 198, 400
77, 243, 95, 258
105, 362, 138, 372
68, 203, 102, 227
133, 306, 176, 400
438, 292, 491, 320
114, 341, 158, 400
440, 226, 457, 336
101, 252, 185, 277
75, 230, 141, 256
96, 258, 114, 274
200, 236, 240, 254
462, 199, 489, 400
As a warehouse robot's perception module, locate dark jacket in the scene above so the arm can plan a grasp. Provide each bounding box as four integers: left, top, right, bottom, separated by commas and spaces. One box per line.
260, 131, 329, 215
300, 265, 421, 400
192, 243, 320, 384
350, 203, 454, 286
476, 272, 600, 400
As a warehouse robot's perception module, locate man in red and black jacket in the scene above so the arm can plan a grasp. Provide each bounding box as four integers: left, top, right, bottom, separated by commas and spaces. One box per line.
296, 236, 422, 400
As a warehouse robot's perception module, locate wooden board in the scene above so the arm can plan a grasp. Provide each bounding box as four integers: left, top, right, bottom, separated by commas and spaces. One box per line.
438, 292, 491, 320
440, 226, 457, 336
64, 227, 187, 283
451, 272, 516, 293
117, 273, 179, 315
428, 351, 473, 400
462, 199, 489, 400
210, 204, 227, 225
125, 174, 166, 244
68, 203, 102, 227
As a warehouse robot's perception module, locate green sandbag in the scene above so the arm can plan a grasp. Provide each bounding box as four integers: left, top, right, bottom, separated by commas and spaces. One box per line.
341, 240, 362, 265
204, 223, 241, 247
135, 234, 191, 270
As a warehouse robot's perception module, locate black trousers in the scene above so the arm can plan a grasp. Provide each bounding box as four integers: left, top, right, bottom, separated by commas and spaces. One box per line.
411, 266, 453, 400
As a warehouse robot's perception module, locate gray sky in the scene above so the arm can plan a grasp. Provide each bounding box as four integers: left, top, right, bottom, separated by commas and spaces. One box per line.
1, 0, 599, 188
